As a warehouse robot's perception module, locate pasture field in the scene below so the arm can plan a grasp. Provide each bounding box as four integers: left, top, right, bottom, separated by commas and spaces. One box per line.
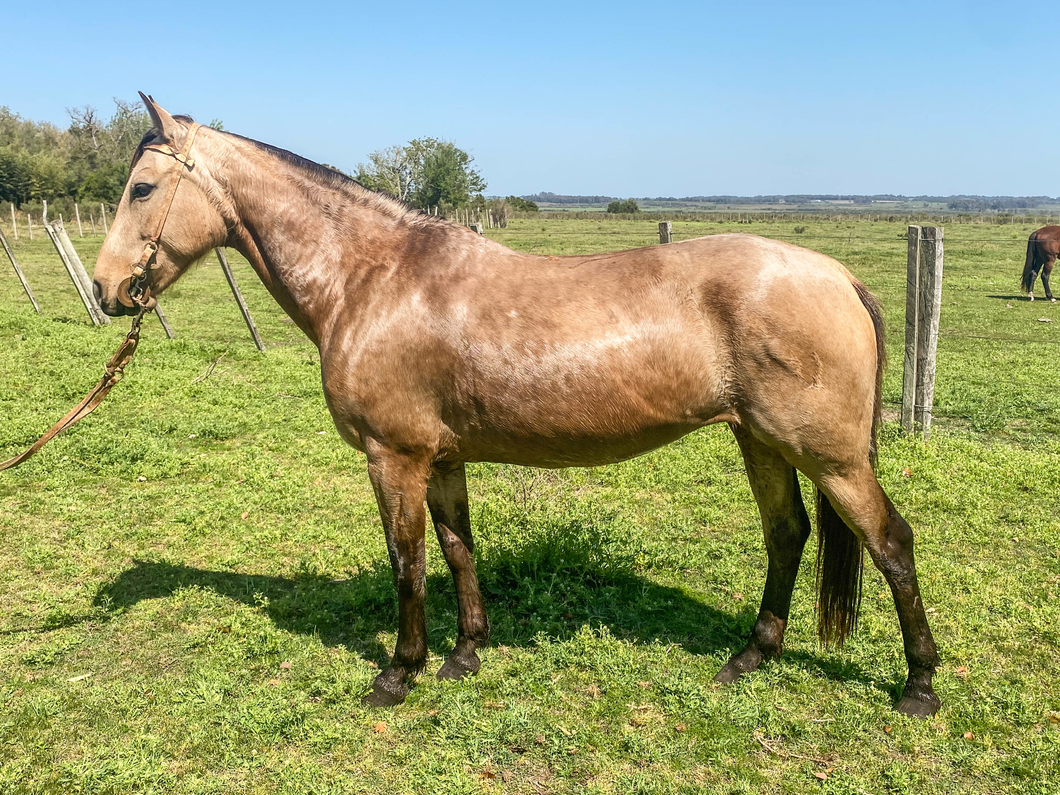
0, 217, 1058, 794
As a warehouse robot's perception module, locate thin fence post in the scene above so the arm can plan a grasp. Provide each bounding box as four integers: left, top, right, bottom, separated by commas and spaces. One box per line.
42, 200, 48, 224
75, 203, 83, 237
0, 225, 41, 313
901, 226, 920, 432
27, 212, 33, 240
658, 221, 672, 244
215, 248, 265, 352
913, 227, 944, 438
10, 203, 17, 240
45, 220, 106, 326
153, 302, 175, 339
100, 203, 108, 234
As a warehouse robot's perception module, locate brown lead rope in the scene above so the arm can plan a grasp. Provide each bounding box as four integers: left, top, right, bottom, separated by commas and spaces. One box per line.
0, 308, 146, 472
1, 121, 199, 473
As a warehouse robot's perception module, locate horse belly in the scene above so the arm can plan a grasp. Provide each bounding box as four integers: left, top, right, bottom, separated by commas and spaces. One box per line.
454, 333, 731, 467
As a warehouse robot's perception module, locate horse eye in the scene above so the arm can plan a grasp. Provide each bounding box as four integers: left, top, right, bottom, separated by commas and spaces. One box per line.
132, 183, 154, 200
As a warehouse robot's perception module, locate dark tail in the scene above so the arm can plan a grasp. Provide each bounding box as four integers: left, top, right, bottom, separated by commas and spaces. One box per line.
814, 278, 881, 645
1021, 233, 1040, 295
815, 489, 863, 645
851, 279, 885, 468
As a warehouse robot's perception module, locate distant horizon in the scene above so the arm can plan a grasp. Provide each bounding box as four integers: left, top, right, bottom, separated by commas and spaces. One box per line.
519, 192, 1060, 202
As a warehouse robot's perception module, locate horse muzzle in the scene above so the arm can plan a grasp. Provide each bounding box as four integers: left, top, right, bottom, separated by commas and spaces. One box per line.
94, 278, 144, 317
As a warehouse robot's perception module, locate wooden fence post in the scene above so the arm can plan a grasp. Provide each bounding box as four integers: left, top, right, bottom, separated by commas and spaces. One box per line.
901, 225, 944, 438
100, 203, 108, 235
658, 221, 672, 244
27, 213, 33, 240
10, 203, 17, 240
153, 302, 175, 339
914, 227, 944, 437
75, 203, 83, 237
215, 248, 265, 351
901, 226, 920, 432
45, 220, 108, 326
0, 225, 41, 313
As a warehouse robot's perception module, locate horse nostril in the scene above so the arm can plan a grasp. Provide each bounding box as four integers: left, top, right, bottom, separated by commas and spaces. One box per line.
92, 280, 103, 304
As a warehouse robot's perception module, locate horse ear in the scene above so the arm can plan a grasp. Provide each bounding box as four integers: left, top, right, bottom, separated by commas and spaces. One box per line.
139, 92, 185, 144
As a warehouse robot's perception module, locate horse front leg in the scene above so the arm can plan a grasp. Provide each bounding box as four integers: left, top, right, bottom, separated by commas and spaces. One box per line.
362, 445, 431, 707
428, 462, 490, 680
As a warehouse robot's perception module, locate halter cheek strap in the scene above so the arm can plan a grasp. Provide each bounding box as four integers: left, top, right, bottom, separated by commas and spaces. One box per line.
126, 122, 201, 307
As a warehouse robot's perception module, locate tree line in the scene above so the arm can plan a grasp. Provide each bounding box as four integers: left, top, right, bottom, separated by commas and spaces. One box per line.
0, 99, 158, 209
1, 98, 538, 223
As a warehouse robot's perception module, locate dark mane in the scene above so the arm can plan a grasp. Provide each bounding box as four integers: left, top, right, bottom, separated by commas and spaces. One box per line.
133, 115, 447, 226
228, 131, 362, 192
225, 131, 446, 225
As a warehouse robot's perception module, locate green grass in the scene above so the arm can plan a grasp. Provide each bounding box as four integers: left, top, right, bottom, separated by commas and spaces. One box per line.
1, 218, 1058, 794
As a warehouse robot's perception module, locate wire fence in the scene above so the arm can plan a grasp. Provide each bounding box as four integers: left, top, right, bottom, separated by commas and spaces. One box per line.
2, 211, 1056, 436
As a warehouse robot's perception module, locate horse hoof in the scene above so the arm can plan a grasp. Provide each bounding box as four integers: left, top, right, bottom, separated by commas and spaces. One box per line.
362, 684, 407, 707
437, 652, 481, 681
362, 669, 409, 707
713, 663, 744, 684
895, 693, 940, 719
714, 645, 766, 685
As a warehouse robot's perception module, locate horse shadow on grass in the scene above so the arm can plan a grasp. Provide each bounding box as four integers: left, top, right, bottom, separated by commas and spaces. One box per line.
90, 535, 878, 693
986, 294, 1035, 302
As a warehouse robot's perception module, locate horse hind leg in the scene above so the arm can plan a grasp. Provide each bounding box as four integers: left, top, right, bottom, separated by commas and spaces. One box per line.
715, 427, 812, 683
817, 465, 941, 717
1043, 258, 1056, 302
427, 462, 490, 680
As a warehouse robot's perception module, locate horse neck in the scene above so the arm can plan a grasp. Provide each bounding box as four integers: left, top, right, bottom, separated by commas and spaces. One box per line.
213, 135, 420, 346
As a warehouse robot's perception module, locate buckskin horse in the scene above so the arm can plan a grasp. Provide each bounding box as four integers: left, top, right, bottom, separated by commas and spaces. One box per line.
1021, 225, 1060, 302
89, 95, 941, 717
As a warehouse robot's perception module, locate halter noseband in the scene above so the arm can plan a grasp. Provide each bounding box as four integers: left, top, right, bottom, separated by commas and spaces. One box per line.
121, 122, 202, 308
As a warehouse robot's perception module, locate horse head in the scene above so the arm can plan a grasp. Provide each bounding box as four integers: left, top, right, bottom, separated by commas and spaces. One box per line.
93, 94, 227, 316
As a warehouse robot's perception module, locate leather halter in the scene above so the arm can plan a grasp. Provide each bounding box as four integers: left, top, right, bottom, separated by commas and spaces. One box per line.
0, 123, 201, 473
120, 122, 202, 309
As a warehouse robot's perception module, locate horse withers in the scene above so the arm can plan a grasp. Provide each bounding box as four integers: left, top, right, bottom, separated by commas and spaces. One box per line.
88, 95, 942, 717
1021, 225, 1060, 302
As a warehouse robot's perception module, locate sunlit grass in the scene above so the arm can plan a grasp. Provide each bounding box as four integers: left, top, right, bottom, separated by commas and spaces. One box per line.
0, 219, 1058, 794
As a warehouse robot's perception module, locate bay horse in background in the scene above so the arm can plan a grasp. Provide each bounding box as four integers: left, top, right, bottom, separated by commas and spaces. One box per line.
87, 95, 942, 717
1021, 225, 1060, 302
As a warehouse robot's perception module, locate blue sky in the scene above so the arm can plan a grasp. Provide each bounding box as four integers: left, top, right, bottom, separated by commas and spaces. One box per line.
1, 1, 1054, 197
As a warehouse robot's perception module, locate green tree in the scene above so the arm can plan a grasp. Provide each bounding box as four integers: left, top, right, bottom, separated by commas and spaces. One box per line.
356, 138, 485, 209
0, 148, 34, 206
506, 196, 539, 212
410, 139, 485, 209
355, 144, 416, 201
606, 199, 639, 214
